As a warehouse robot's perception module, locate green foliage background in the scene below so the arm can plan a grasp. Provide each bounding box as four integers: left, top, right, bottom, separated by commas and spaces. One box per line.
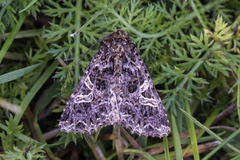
0, 0, 240, 159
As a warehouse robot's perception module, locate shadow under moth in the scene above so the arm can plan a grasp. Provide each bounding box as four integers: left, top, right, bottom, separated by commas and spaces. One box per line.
59, 30, 170, 138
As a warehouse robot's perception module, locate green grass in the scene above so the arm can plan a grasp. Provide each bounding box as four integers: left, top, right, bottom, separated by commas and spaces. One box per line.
0, 0, 240, 159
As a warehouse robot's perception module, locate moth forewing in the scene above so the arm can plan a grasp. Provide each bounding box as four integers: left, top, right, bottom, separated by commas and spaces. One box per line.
59, 30, 170, 138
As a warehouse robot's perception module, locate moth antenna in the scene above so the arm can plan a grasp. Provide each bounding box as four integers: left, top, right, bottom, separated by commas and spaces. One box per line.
71, 34, 110, 72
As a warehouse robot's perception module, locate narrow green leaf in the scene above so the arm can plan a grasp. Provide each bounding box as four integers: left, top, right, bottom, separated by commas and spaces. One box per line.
231, 155, 240, 160
13, 61, 58, 123
0, 12, 27, 63
123, 149, 155, 160
171, 114, 183, 160
0, 63, 41, 84
237, 67, 240, 123
184, 100, 199, 160
190, 0, 207, 29
179, 107, 240, 154
13, 132, 43, 146
202, 128, 240, 160
163, 136, 170, 160
19, 0, 37, 13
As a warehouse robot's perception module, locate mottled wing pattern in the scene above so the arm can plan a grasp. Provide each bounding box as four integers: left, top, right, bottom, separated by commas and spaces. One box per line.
109, 31, 170, 137
118, 47, 171, 137
59, 42, 114, 134
59, 30, 171, 138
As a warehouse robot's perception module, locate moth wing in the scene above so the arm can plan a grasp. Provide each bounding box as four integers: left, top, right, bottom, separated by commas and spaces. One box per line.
59, 51, 113, 133
59, 29, 171, 138
119, 48, 171, 138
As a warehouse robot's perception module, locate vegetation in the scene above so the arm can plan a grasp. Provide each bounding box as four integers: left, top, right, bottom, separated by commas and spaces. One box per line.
0, 0, 240, 159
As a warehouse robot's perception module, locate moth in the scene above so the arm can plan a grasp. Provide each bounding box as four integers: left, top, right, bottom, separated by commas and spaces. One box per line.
59, 30, 170, 138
